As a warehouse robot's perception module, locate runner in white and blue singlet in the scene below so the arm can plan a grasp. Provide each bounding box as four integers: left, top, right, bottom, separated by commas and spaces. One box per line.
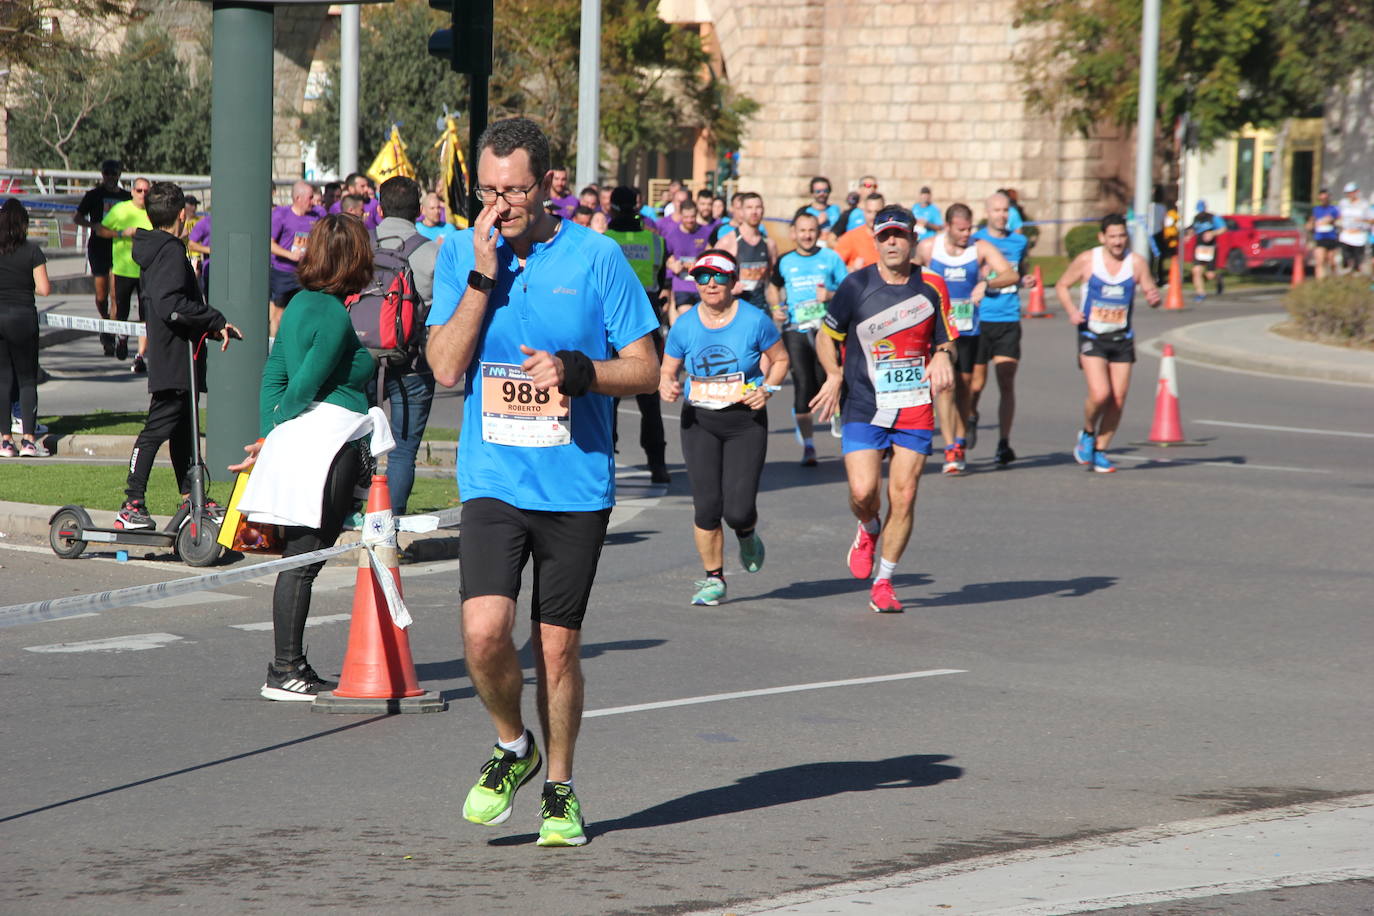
1053, 213, 1161, 474
915, 202, 1015, 475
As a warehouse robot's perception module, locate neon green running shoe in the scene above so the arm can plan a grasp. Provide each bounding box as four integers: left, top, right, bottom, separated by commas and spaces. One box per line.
537, 782, 587, 847
691, 576, 726, 606
462, 733, 541, 826
738, 532, 765, 573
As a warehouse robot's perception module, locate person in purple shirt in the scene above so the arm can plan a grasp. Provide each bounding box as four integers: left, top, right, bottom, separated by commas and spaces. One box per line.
546, 166, 579, 219
188, 212, 211, 299
268, 180, 320, 335
657, 198, 722, 325
328, 173, 381, 228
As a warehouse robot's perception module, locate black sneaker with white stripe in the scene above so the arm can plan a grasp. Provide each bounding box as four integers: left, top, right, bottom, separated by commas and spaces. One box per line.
260, 659, 337, 702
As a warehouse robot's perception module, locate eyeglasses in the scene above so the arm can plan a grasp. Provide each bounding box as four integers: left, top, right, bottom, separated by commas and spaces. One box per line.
474, 182, 539, 205
133, 188, 149, 194
813, 187, 830, 195
691, 271, 734, 286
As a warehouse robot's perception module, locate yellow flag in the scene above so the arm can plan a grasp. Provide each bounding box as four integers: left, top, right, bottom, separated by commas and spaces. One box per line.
367, 125, 416, 186
432, 115, 469, 228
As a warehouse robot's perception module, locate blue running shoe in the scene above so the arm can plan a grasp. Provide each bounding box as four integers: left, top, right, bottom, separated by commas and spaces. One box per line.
1092, 450, 1117, 474
1073, 430, 1094, 465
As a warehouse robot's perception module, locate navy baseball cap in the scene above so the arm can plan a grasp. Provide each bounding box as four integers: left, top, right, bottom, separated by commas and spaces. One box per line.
873, 206, 915, 235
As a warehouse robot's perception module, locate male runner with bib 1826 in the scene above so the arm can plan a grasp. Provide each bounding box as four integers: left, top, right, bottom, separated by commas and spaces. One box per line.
809, 206, 956, 613
1054, 213, 1161, 474
915, 202, 1015, 474
427, 117, 660, 848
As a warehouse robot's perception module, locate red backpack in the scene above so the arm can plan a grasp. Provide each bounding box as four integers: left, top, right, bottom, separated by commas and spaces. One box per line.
345, 232, 430, 368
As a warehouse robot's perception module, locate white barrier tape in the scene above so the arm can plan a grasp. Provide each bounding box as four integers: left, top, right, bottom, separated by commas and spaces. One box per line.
43, 312, 146, 337
0, 508, 462, 629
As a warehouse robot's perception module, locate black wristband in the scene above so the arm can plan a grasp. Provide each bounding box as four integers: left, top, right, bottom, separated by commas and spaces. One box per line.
556, 349, 596, 398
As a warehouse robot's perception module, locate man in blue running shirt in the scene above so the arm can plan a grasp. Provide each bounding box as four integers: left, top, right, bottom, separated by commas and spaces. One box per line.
427, 117, 660, 847
804, 176, 842, 235
971, 191, 1032, 465
912, 186, 943, 242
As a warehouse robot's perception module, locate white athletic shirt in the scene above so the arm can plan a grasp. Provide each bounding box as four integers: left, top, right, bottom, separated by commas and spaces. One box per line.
1337, 197, 1371, 247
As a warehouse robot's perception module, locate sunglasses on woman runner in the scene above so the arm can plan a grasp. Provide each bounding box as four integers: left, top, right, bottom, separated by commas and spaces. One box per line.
691, 270, 734, 286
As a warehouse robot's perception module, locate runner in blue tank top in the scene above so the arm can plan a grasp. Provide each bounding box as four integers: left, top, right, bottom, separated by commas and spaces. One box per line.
915, 202, 1016, 474
1053, 213, 1161, 474
972, 191, 1033, 466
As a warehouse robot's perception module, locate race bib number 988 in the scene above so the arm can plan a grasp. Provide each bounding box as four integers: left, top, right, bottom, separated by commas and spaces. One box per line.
480, 362, 571, 447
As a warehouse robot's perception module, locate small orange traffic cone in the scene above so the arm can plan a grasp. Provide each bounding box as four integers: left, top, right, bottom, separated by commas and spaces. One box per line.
1163, 257, 1186, 310
1291, 251, 1305, 286
313, 475, 446, 714
1025, 266, 1052, 317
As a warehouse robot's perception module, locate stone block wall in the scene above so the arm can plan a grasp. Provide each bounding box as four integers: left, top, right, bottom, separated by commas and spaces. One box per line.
706, 0, 1137, 253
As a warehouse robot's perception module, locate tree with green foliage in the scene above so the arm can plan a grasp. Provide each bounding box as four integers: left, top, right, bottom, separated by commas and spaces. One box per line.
0, 0, 138, 68
298, 0, 756, 187
1014, 0, 1374, 197
7, 24, 211, 173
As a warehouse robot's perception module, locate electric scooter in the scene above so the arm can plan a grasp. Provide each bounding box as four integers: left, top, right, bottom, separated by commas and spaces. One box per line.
49, 328, 230, 567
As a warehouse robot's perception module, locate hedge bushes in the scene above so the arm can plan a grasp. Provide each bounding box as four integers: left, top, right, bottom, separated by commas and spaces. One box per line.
1284, 276, 1374, 347
1064, 224, 1099, 261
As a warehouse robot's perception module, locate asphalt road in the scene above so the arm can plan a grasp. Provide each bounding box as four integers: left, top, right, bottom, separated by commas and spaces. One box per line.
3, 291, 1371, 914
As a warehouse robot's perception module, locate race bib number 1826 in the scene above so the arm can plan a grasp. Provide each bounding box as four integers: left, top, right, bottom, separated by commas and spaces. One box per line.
874, 357, 930, 409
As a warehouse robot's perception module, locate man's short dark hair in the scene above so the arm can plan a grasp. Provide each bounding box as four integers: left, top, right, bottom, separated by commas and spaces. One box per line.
1100, 212, 1128, 232
811, 176, 831, 191
378, 176, 421, 222
340, 194, 367, 215
344, 172, 366, 188
678, 198, 697, 213
477, 117, 551, 184
738, 191, 762, 206
184, 195, 200, 208
573, 205, 595, 217
579, 186, 599, 197
324, 180, 342, 195
865, 193, 886, 205
100, 159, 122, 176
920, 186, 932, 195
793, 208, 820, 226
730, 192, 744, 205
697, 188, 713, 199
146, 181, 185, 230
945, 202, 973, 225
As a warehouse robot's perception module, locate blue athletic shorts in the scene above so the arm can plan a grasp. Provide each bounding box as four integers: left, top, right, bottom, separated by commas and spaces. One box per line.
841, 423, 933, 456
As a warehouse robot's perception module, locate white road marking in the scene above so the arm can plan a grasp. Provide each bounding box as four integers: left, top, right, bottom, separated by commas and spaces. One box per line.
728, 794, 1374, 916
25, 632, 183, 653
1112, 453, 1331, 474
230, 612, 352, 632
1196, 418, 1374, 439
585, 669, 965, 719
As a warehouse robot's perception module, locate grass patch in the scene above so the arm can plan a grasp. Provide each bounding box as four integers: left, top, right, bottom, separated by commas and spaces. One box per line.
35, 410, 461, 442
1028, 255, 1069, 287
0, 465, 460, 515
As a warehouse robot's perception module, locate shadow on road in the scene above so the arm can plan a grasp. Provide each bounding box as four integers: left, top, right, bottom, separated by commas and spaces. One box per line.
490, 752, 962, 844
909, 576, 1117, 608
418, 638, 668, 702
750, 573, 931, 602
0, 715, 391, 824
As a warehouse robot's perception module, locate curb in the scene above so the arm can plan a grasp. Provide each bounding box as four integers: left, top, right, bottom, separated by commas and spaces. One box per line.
22, 433, 458, 465
1154, 315, 1374, 386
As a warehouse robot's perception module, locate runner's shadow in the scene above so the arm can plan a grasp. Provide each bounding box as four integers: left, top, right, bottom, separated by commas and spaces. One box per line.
489, 753, 962, 845
603, 529, 653, 547
1119, 454, 1247, 471
910, 576, 1117, 608
749, 573, 931, 602
420, 638, 668, 702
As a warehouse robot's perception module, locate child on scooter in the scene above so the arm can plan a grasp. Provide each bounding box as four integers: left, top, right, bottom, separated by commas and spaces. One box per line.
115, 182, 240, 530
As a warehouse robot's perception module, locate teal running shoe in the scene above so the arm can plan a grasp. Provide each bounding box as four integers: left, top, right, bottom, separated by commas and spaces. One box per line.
536, 782, 588, 847
1073, 429, 1095, 465
738, 532, 765, 573
463, 733, 542, 825
691, 576, 726, 606
1092, 450, 1117, 474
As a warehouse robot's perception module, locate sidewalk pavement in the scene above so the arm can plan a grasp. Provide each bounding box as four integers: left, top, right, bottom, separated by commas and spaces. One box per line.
1149, 312, 1374, 386
715, 794, 1374, 915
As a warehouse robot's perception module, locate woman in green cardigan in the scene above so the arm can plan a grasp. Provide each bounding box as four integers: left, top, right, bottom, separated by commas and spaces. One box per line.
231, 213, 379, 701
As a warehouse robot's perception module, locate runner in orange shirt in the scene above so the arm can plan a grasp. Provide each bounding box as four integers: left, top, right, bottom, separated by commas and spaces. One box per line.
834, 193, 885, 271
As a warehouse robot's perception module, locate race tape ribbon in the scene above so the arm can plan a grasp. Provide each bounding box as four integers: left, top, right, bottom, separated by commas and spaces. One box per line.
44, 312, 146, 337
0, 507, 463, 629
360, 507, 412, 630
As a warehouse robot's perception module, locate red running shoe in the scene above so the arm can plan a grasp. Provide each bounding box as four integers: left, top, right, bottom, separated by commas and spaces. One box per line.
869, 578, 903, 613
847, 523, 877, 579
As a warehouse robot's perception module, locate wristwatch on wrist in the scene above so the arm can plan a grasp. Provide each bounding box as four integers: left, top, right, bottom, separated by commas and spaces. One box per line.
467, 270, 495, 292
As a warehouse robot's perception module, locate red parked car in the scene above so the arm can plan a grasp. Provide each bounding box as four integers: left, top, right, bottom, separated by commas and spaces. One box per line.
1182, 214, 1304, 275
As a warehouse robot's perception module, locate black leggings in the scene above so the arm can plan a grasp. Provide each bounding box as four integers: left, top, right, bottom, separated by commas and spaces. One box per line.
680, 403, 768, 533
783, 328, 824, 414
271, 442, 362, 667
113, 274, 144, 322
0, 308, 39, 436
126, 389, 194, 501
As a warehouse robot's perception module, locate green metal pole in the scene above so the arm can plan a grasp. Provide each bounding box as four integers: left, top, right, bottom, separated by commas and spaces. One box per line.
207, 2, 274, 483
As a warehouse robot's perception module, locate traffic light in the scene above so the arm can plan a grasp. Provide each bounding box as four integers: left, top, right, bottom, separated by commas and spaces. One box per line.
428, 0, 493, 76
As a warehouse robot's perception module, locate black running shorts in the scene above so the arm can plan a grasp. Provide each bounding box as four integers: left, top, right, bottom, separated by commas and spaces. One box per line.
953, 334, 979, 374
1077, 333, 1136, 364
976, 321, 1022, 363
458, 497, 611, 630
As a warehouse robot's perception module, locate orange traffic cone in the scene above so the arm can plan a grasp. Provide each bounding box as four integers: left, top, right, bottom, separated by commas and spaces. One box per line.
1163, 257, 1186, 310
1025, 266, 1052, 317
313, 475, 446, 714
1291, 251, 1305, 286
